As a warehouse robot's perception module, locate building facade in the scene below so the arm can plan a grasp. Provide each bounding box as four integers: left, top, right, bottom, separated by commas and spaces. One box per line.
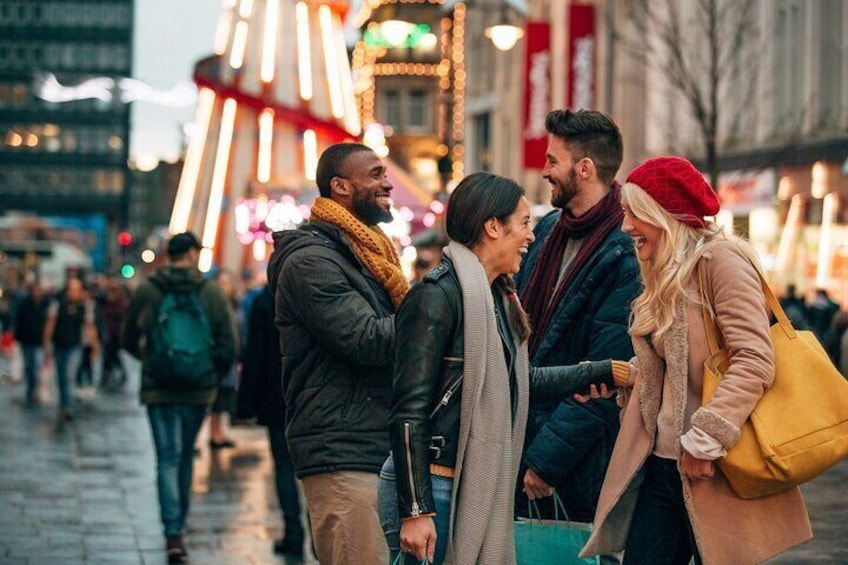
0, 1, 133, 227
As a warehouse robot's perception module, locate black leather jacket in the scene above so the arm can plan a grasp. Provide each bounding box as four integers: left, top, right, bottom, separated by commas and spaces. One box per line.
388, 259, 616, 519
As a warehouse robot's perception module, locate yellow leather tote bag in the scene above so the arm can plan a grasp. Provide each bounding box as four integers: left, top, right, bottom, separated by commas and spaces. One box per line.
700, 258, 848, 499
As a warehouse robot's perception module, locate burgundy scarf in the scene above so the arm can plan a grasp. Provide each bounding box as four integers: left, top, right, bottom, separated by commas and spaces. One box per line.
521, 183, 624, 358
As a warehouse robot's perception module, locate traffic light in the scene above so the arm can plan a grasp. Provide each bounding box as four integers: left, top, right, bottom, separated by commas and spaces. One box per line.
117, 231, 134, 277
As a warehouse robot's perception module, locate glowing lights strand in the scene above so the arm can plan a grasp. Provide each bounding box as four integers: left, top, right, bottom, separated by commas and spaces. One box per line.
303, 129, 318, 181
296, 2, 313, 101
816, 193, 839, 288
775, 194, 802, 275
230, 20, 249, 69
319, 5, 345, 119
214, 6, 234, 55
261, 0, 280, 83
257, 109, 274, 183
170, 88, 217, 234
199, 97, 238, 272
238, 0, 253, 18
333, 14, 362, 135
451, 3, 466, 180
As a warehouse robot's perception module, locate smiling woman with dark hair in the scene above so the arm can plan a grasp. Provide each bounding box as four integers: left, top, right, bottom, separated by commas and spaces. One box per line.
378, 172, 622, 564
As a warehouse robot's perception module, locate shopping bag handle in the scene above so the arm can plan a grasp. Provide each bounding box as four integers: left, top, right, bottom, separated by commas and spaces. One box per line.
391, 553, 428, 565
526, 492, 571, 525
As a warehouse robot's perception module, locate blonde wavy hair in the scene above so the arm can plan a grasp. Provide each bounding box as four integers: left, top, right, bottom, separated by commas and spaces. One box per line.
621, 182, 729, 343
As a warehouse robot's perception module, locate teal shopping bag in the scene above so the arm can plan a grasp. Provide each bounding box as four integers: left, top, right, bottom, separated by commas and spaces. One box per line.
514, 495, 599, 565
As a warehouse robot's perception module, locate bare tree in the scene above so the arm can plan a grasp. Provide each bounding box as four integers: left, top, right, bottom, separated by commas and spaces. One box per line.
616, 0, 759, 189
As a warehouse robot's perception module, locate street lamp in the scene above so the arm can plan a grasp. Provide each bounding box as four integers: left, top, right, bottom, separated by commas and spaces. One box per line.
485, 23, 524, 51
473, 0, 524, 51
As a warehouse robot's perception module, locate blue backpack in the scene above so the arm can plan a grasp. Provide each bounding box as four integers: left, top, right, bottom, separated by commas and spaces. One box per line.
147, 281, 216, 390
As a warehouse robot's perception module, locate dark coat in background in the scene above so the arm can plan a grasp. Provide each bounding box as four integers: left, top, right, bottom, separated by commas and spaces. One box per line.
237, 286, 285, 426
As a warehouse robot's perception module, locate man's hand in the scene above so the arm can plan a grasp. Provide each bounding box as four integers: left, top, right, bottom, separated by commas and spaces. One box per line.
573, 383, 615, 404
523, 468, 555, 500
680, 450, 715, 483
400, 515, 437, 563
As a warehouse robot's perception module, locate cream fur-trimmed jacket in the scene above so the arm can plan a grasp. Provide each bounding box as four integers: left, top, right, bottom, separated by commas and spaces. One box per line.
581, 239, 812, 565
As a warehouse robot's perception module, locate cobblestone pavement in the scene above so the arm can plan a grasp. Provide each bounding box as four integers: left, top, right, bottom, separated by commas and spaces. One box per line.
0, 356, 318, 565
0, 356, 846, 564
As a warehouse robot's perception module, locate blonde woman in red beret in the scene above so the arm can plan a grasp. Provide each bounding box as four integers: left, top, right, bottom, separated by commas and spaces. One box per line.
580, 157, 811, 564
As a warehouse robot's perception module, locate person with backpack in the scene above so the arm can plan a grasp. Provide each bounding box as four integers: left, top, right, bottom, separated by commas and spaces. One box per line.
124, 232, 237, 564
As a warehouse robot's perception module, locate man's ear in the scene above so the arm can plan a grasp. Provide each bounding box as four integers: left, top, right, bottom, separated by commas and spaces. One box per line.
482, 217, 501, 240
578, 157, 597, 182
330, 176, 350, 197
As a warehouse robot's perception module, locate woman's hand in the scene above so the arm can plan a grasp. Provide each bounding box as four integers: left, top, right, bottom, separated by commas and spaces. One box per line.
400, 515, 437, 563
680, 450, 715, 482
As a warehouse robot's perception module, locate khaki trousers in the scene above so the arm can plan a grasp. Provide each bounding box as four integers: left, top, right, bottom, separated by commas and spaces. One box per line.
301, 470, 389, 565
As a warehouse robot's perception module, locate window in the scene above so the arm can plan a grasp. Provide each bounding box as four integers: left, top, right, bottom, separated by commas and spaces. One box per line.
378, 86, 434, 133
383, 90, 401, 129
408, 90, 428, 129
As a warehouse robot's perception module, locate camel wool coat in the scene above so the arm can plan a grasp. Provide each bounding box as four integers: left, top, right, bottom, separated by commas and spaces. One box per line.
581, 240, 812, 565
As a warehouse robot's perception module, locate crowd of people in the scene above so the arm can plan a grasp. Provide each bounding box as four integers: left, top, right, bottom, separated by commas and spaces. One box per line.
2, 107, 845, 565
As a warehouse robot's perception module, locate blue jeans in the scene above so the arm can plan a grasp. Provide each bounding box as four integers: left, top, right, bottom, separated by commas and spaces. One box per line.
21, 344, 42, 401
54, 346, 82, 409
624, 455, 702, 565
147, 403, 208, 537
378, 455, 452, 565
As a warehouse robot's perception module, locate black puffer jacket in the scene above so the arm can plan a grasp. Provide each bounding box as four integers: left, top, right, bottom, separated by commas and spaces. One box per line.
390, 258, 616, 519
268, 221, 395, 479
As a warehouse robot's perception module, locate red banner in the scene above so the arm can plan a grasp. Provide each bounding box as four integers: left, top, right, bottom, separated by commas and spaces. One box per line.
523, 22, 551, 169
567, 4, 595, 110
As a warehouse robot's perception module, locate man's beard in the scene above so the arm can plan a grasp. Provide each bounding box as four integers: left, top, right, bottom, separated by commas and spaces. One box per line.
550, 169, 578, 209
352, 190, 393, 225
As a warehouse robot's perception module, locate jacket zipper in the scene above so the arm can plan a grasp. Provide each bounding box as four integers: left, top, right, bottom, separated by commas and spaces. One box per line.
429, 375, 463, 419
404, 422, 421, 517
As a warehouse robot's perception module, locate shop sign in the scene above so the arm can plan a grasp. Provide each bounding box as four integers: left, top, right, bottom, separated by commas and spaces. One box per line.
717, 168, 777, 213
568, 4, 595, 110
522, 22, 551, 169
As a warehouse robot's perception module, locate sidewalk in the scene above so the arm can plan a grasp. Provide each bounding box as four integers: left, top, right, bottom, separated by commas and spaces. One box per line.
0, 357, 845, 564
0, 359, 317, 565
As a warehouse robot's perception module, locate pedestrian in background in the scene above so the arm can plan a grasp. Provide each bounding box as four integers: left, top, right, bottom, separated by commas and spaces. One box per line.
582, 157, 811, 565
206, 269, 241, 450
380, 172, 629, 564
42, 275, 98, 420
236, 285, 306, 558
14, 280, 49, 404
123, 232, 237, 564
515, 110, 640, 549
267, 143, 405, 564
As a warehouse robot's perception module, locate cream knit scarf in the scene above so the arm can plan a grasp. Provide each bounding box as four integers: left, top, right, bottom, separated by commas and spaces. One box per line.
442, 241, 529, 565
310, 197, 409, 309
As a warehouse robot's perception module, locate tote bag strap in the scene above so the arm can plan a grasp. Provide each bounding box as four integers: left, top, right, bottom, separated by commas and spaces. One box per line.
697, 242, 798, 354
697, 263, 723, 356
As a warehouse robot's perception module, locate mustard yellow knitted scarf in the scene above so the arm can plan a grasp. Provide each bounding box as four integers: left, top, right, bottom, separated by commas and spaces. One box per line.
311, 197, 410, 309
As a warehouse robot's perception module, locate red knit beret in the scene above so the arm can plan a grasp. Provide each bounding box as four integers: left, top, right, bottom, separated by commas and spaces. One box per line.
625, 156, 721, 228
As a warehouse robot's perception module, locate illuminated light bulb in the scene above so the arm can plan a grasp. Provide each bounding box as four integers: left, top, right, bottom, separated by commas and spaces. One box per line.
296, 2, 313, 100
380, 20, 412, 46
230, 20, 249, 69
201, 97, 238, 253
261, 0, 280, 83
